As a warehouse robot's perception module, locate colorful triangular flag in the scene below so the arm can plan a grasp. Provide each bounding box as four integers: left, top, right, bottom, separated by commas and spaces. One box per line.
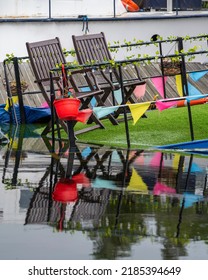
151, 76, 167, 98
189, 70, 208, 81
93, 105, 119, 119
133, 83, 146, 99
155, 100, 177, 111
128, 102, 151, 125
126, 167, 148, 193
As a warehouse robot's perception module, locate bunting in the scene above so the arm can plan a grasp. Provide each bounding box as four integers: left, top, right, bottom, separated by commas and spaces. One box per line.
128, 102, 151, 125
133, 83, 146, 99
151, 76, 167, 98
155, 100, 177, 111
189, 70, 208, 81
186, 82, 202, 96
113, 89, 122, 104
175, 74, 183, 97
75, 109, 93, 123
93, 105, 119, 119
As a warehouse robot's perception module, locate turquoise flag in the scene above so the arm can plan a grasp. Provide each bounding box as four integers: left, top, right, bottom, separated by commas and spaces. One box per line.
93, 105, 119, 119
186, 94, 208, 103
186, 82, 202, 96
81, 147, 92, 158
113, 89, 122, 104
189, 70, 208, 81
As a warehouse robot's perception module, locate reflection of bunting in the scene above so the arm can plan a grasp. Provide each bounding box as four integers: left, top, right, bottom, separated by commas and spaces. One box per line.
4, 97, 18, 111
185, 162, 203, 173
189, 70, 208, 81
126, 168, 148, 193
128, 102, 151, 125
153, 182, 176, 195
175, 75, 183, 97
155, 100, 177, 111
93, 177, 117, 190
181, 192, 204, 209
81, 147, 92, 158
151, 77, 167, 98
111, 150, 121, 163
172, 154, 181, 170
149, 152, 163, 167
93, 105, 119, 119
133, 83, 146, 99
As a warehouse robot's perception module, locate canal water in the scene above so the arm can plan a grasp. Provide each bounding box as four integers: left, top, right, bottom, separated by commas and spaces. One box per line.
0, 125, 208, 260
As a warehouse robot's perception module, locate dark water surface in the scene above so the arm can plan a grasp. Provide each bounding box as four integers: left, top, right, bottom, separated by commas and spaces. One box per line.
1, 125, 208, 260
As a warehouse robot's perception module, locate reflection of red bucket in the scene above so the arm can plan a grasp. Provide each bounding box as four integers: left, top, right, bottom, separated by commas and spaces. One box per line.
53, 98, 81, 121
72, 173, 91, 187
52, 178, 78, 203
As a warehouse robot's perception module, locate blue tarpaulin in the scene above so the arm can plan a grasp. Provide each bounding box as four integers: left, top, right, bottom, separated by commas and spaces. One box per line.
156, 139, 208, 150
0, 104, 51, 124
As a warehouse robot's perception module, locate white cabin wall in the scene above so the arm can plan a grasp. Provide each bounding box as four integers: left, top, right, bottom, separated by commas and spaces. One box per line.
0, 16, 208, 62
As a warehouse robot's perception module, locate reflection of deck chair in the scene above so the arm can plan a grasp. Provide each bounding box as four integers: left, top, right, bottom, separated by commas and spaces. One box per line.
72, 32, 146, 118
26, 37, 106, 137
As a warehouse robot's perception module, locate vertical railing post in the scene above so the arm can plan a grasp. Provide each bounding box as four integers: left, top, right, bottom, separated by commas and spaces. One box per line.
49, 0, 52, 19
113, 0, 116, 18
178, 37, 194, 141
118, 64, 131, 149
13, 57, 26, 124
167, 0, 173, 12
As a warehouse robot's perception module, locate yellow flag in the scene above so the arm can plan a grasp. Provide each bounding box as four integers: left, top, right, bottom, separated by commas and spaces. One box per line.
172, 153, 184, 171
4, 96, 19, 111
175, 75, 183, 97
175, 74, 188, 97
126, 167, 148, 194
128, 102, 151, 125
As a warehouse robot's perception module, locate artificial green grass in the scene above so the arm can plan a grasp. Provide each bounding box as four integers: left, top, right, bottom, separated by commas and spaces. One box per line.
74, 103, 208, 149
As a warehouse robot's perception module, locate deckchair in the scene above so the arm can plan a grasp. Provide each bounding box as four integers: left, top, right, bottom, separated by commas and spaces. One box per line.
26, 37, 107, 136
72, 32, 146, 118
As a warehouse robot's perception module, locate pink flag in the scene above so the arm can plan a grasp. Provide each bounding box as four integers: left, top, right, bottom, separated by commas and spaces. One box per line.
153, 182, 176, 195
151, 77, 167, 98
75, 109, 93, 123
133, 83, 146, 99
149, 152, 163, 167
155, 100, 177, 111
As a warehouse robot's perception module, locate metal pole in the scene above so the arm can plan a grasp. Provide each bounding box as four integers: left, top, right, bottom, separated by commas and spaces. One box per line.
118, 65, 131, 149
49, 0, 52, 19
13, 57, 26, 124
178, 37, 194, 141
50, 71, 55, 152
175, 0, 179, 15
113, 0, 116, 18
167, 0, 173, 12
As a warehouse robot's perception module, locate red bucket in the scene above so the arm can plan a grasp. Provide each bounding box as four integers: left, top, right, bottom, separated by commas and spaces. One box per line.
52, 178, 78, 203
53, 98, 81, 121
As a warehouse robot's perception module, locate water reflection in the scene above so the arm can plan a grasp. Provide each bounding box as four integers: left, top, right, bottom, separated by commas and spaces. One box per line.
0, 125, 208, 260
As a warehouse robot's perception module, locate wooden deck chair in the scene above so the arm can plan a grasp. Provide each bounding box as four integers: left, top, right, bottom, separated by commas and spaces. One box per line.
72, 32, 146, 118
26, 37, 106, 137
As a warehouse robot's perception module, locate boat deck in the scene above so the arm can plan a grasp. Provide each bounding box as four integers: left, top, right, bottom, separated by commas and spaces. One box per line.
1, 60, 208, 107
